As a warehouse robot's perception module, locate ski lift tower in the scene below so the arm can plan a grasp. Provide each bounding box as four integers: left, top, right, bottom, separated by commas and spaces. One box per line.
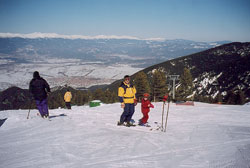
169, 75, 180, 100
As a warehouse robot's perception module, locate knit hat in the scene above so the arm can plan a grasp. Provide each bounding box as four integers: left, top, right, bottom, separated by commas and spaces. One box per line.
33, 71, 40, 78
143, 93, 150, 97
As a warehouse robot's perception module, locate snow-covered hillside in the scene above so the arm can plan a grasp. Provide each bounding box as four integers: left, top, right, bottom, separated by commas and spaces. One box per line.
141, 42, 250, 102
0, 57, 141, 90
1, 102, 250, 168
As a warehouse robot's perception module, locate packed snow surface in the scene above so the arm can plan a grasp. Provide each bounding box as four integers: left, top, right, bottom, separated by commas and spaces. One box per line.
1, 102, 250, 168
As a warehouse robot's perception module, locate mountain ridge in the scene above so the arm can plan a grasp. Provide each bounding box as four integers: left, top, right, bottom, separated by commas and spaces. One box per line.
0, 32, 232, 42
107, 42, 250, 103
141, 42, 250, 102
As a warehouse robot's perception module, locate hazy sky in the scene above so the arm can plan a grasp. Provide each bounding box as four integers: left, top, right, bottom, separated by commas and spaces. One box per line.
0, 0, 250, 42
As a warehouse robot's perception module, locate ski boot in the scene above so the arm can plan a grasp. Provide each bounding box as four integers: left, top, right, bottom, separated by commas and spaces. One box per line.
117, 121, 125, 126
126, 122, 136, 127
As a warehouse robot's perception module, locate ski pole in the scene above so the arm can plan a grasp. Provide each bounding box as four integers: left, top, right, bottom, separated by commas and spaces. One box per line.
27, 103, 31, 119
164, 99, 170, 132
161, 94, 169, 131
161, 101, 165, 131
27, 97, 33, 119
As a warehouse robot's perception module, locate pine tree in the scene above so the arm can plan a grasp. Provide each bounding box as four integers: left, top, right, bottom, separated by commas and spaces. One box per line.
93, 88, 105, 102
101, 89, 118, 103
152, 69, 168, 101
103, 89, 111, 103
176, 67, 193, 101
70, 90, 89, 106
237, 90, 245, 105
75, 91, 84, 106
87, 90, 93, 102
134, 71, 151, 101
226, 90, 237, 104
216, 92, 223, 104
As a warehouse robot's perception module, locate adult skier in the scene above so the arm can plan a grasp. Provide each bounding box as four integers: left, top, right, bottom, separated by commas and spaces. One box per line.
118, 75, 137, 127
64, 89, 72, 109
29, 71, 51, 118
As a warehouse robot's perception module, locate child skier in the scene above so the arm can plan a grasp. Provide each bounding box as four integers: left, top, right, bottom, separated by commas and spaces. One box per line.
139, 93, 154, 126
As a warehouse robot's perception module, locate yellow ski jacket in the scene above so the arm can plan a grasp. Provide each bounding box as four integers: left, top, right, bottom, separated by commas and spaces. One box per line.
118, 82, 136, 104
64, 91, 72, 102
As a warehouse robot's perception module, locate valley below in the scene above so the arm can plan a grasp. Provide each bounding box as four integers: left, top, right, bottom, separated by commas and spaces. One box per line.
0, 57, 142, 90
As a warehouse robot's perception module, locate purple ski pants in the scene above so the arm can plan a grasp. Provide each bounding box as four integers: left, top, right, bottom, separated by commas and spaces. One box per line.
35, 98, 49, 117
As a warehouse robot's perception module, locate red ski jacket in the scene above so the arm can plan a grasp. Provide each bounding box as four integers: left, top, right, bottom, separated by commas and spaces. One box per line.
141, 99, 154, 113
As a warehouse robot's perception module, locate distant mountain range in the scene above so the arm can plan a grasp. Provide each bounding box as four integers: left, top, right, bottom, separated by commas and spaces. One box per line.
0, 33, 230, 67
107, 42, 250, 103
0, 33, 230, 90
1, 42, 249, 110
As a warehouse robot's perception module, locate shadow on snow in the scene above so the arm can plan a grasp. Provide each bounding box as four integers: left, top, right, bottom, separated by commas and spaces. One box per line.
0, 118, 7, 128
49, 114, 67, 119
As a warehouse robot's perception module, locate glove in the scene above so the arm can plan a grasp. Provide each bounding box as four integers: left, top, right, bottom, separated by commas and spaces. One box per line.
150, 104, 154, 108
163, 94, 169, 102
134, 99, 137, 106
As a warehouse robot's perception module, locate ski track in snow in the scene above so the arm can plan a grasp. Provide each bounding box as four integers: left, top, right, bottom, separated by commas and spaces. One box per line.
0, 102, 250, 168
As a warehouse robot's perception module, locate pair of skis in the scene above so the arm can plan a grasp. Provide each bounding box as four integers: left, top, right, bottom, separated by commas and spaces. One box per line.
27, 111, 51, 121
27, 106, 51, 121
161, 94, 170, 132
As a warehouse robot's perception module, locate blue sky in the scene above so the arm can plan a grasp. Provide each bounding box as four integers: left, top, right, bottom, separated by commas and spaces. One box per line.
0, 0, 250, 42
